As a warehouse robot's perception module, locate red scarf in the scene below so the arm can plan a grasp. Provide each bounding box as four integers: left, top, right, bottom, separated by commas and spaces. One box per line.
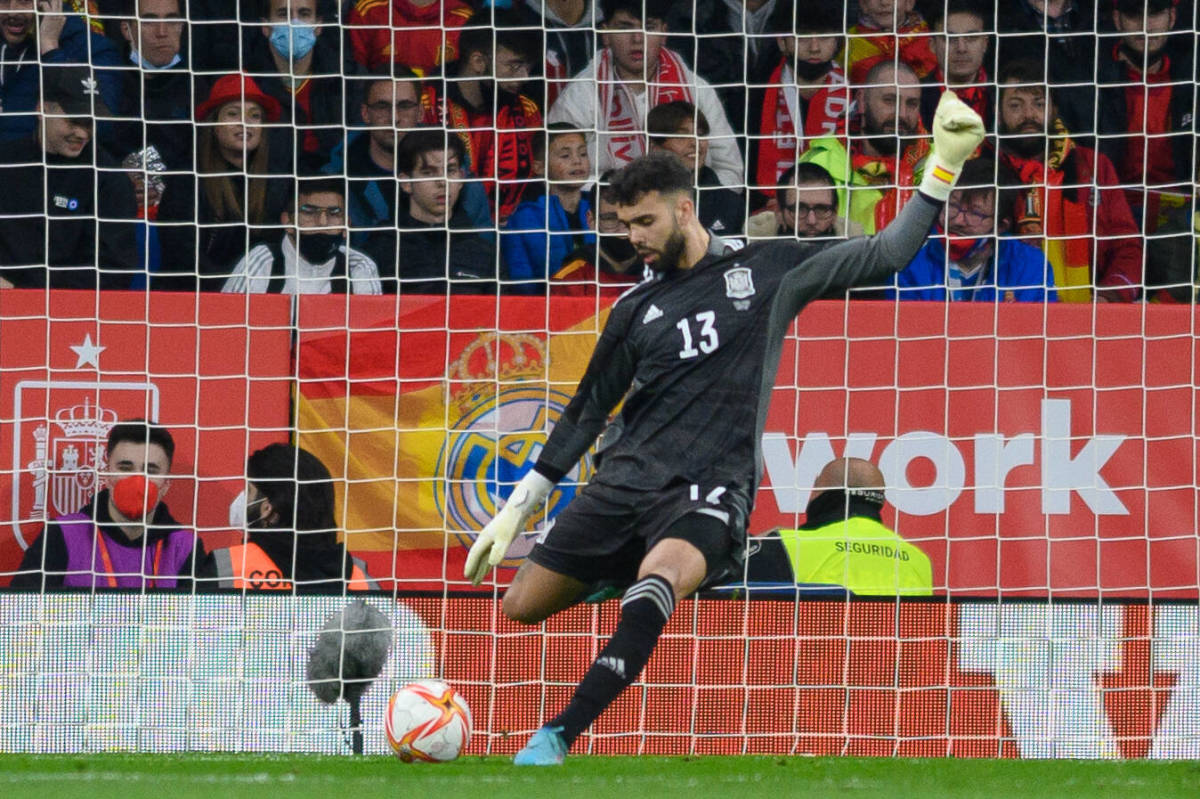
1117, 45, 1175, 192
443, 90, 542, 222
756, 62, 849, 193
596, 46, 693, 166
932, 66, 989, 121
849, 17, 938, 83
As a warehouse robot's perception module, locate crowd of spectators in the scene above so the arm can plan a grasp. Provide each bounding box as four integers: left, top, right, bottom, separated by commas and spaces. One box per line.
0, 0, 1196, 301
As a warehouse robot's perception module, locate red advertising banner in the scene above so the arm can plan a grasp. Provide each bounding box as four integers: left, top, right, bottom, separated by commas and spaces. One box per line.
422, 597, 1199, 759
296, 297, 1200, 597
3, 292, 1196, 597
0, 290, 294, 577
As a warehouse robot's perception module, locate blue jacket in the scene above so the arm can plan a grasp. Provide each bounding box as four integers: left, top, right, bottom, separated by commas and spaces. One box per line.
501, 190, 595, 293
0, 15, 123, 142
888, 237, 1058, 302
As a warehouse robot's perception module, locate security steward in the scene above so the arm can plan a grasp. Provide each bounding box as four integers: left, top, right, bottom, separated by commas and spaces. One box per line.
206, 444, 376, 592
747, 457, 932, 595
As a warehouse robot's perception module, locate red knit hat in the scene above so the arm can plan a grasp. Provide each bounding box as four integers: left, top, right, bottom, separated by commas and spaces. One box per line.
194, 74, 282, 123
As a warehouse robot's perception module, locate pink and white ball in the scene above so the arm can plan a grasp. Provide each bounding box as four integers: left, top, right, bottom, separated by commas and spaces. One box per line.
384, 680, 472, 762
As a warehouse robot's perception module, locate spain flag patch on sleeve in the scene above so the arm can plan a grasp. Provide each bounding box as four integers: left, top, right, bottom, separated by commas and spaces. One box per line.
931, 165, 955, 184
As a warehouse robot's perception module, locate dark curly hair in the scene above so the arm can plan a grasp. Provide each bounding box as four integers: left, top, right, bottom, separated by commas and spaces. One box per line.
247, 444, 337, 536
607, 152, 695, 207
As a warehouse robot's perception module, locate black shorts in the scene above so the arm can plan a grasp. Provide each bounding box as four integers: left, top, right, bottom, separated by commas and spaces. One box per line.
527, 480, 749, 589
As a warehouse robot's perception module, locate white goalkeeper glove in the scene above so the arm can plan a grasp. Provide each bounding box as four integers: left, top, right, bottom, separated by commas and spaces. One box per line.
918, 90, 987, 202
464, 470, 555, 585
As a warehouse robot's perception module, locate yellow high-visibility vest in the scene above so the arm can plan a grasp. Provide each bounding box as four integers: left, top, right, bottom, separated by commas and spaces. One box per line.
778, 517, 933, 596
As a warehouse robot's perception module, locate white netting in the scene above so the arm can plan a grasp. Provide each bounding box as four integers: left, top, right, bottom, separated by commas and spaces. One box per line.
0, 0, 1198, 758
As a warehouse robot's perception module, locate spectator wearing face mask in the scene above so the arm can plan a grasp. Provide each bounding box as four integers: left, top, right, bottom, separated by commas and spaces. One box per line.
12, 420, 204, 590
243, 0, 346, 175
110, 0, 194, 172
889, 156, 1057, 302
205, 444, 376, 592
220, 176, 383, 294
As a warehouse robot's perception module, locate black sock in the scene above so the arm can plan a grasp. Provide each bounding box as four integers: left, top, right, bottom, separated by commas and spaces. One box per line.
550, 574, 676, 746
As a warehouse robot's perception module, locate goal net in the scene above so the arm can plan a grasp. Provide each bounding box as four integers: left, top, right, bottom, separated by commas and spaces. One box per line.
1, 0, 1198, 758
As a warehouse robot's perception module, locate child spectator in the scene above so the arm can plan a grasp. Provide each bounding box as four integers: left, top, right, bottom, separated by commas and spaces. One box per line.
647, 100, 745, 236
502, 124, 594, 294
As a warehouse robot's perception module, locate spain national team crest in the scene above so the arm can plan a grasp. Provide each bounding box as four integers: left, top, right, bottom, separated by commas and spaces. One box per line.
724, 265, 755, 310
10, 382, 159, 549
434, 333, 594, 567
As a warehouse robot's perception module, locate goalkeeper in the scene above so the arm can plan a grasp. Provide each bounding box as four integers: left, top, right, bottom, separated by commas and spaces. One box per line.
465, 92, 984, 766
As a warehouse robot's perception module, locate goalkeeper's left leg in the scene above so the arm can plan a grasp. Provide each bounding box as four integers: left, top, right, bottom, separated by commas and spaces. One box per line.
515, 520, 722, 764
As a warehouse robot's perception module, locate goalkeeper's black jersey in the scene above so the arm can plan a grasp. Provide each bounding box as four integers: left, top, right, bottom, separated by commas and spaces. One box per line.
534, 194, 941, 500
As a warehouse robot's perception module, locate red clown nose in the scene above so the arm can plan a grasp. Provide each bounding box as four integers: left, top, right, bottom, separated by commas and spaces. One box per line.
111, 475, 159, 520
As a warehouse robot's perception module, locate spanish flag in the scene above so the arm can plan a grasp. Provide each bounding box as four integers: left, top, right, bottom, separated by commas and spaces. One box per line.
294, 295, 609, 586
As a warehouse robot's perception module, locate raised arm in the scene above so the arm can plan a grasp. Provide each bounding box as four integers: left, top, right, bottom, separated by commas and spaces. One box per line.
778, 91, 987, 316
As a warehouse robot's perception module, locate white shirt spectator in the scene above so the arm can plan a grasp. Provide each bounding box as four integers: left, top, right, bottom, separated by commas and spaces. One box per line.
548, 47, 745, 190
221, 235, 383, 295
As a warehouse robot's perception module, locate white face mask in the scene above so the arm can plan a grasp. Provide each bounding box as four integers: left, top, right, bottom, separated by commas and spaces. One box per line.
228, 490, 268, 530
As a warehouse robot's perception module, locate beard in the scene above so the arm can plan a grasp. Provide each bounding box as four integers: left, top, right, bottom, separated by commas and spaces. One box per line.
794, 59, 833, 82
1118, 40, 1168, 71
1003, 128, 1046, 159
640, 228, 687, 273
862, 110, 911, 156
863, 134, 899, 156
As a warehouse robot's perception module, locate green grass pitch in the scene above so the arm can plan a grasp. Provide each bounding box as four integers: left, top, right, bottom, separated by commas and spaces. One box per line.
1, 754, 1197, 799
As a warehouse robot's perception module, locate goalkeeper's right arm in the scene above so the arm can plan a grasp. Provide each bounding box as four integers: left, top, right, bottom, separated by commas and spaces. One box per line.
463, 470, 555, 585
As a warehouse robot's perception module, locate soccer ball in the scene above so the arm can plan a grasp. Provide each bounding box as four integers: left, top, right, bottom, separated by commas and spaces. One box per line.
383, 680, 472, 762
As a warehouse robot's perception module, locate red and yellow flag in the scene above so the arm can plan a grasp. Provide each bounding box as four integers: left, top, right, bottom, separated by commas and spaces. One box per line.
295, 295, 610, 585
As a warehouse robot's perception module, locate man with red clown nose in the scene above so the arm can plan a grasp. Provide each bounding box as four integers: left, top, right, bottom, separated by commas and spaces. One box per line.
14, 421, 204, 590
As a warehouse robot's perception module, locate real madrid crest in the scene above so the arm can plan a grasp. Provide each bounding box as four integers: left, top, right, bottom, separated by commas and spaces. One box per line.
724, 265, 754, 310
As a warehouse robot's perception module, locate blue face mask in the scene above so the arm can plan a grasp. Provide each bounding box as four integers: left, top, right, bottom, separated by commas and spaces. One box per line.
269, 21, 317, 61
129, 49, 182, 70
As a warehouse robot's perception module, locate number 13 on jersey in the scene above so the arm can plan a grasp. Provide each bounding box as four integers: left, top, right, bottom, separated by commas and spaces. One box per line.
677, 311, 718, 359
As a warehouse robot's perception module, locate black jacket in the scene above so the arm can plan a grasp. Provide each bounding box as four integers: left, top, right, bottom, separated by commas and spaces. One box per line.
243, 35, 350, 176
0, 138, 137, 289
697, 164, 745, 236
372, 202, 497, 295
154, 171, 292, 292
109, 62, 196, 172
996, 0, 1097, 136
